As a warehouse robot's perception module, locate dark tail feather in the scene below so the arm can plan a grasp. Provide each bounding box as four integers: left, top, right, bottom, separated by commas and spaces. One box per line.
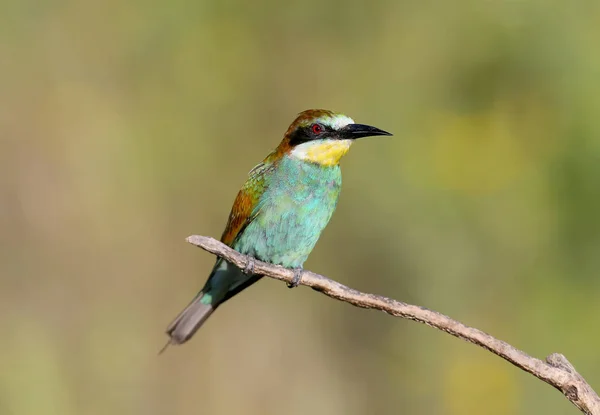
160, 293, 215, 354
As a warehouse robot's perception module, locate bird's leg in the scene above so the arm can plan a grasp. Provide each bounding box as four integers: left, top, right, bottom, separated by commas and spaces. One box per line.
243, 256, 255, 276
287, 267, 303, 288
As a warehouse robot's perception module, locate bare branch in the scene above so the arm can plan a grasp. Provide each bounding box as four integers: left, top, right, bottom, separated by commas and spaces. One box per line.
186, 235, 600, 415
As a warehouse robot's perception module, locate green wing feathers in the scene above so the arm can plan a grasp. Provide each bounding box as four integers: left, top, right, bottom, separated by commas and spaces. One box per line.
220, 161, 272, 246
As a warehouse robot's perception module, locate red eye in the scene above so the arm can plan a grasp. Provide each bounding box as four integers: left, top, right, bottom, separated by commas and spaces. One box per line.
311, 123, 323, 135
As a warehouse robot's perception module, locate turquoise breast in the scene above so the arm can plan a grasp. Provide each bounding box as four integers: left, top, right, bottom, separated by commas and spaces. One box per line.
233, 155, 342, 268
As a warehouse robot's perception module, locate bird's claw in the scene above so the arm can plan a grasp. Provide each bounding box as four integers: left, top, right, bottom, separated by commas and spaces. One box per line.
243, 257, 255, 275
287, 268, 303, 288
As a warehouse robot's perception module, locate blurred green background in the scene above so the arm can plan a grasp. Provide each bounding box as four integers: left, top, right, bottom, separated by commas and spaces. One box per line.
2, 0, 600, 414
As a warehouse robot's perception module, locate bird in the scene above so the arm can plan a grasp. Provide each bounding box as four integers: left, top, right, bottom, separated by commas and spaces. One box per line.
162, 109, 391, 350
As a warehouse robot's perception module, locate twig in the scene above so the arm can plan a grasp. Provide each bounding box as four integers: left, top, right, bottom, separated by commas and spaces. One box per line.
186, 235, 600, 415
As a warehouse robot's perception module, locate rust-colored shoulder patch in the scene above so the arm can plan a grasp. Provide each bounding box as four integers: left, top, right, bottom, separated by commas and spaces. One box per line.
220, 163, 270, 246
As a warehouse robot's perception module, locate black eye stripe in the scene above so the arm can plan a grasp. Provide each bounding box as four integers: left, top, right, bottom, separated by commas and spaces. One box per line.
288, 128, 311, 146
288, 124, 336, 146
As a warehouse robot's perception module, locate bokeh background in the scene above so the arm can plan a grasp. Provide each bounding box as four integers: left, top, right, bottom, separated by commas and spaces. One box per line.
2, 0, 600, 414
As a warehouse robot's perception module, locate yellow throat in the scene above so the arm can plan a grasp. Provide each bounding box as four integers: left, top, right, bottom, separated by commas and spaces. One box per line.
290, 139, 353, 166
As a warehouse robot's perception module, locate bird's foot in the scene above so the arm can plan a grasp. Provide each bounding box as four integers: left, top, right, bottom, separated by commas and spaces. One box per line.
243, 257, 255, 275
287, 268, 303, 288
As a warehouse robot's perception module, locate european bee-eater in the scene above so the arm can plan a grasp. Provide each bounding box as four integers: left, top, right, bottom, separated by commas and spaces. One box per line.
164, 109, 391, 348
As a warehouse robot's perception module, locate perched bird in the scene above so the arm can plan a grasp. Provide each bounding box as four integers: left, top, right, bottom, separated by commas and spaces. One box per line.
163, 109, 391, 349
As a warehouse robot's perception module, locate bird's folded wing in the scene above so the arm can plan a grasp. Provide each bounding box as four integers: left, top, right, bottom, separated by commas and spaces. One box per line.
220, 161, 272, 246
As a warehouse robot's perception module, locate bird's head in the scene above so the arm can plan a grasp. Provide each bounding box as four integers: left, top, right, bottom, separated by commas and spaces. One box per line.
275, 109, 392, 166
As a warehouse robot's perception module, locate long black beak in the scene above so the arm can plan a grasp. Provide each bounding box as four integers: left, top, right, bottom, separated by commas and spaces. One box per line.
340, 123, 392, 140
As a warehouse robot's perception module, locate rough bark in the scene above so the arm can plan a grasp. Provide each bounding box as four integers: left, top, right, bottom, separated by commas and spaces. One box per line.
186, 235, 600, 415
